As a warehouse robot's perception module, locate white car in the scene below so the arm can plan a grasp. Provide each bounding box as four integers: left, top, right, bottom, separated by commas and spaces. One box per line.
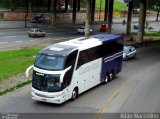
133, 22, 148, 29
77, 26, 92, 34
28, 28, 46, 37
123, 46, 137, 60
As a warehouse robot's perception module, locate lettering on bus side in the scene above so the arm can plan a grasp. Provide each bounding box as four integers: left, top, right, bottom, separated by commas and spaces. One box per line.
79, 61, 99, 75
79, 66, 90, 75
91, 62, 99, 69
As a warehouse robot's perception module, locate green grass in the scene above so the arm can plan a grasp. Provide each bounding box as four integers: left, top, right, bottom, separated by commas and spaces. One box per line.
0, 48, 40, 81
95, 0, 127, 11
145, 32, 160, 37
114, 1, 127, 11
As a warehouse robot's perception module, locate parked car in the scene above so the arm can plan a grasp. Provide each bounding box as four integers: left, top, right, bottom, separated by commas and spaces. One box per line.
133, 22, 149, 30
57, 4, 70, 10
31, 16, 46, 23
133, 23, 139, 29
77, 26, 92, 34
28, 28, 46, 37
123, 45, 137, 60
100, 24, 109, 31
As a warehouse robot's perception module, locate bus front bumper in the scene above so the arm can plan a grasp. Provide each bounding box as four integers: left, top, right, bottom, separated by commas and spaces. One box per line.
31, 89, 64, 104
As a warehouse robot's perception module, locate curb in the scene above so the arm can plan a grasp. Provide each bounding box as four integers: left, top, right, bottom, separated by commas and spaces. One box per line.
0, 80, 31, 96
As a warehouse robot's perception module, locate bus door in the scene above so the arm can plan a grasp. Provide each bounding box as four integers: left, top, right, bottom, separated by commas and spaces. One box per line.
62, 50, 78, 98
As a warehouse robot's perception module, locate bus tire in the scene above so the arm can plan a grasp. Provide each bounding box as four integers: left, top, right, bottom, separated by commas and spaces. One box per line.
103, 73, 109, 84
109, 71, 114, 81
71, 88, 78, 100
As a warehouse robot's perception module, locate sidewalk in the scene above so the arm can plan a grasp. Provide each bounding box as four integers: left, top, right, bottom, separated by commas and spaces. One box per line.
0, 20, 52, 30
0, 16, 158, 30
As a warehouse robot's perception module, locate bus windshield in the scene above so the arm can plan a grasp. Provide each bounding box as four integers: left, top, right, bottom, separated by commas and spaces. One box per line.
34, 54, 65, 70
32, 71, 62, 92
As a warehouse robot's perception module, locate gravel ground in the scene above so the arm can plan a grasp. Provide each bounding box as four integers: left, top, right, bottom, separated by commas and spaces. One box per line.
0, 73, 27, 91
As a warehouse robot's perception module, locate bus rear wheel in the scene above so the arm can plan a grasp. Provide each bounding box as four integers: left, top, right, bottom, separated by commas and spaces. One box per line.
109, 71, 114, 81
103, 73, 109, 84
71, 88, 78, 100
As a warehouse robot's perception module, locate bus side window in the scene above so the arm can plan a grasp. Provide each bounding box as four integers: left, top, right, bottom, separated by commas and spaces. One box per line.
76, 51, 90, 69
76, 46, 101, 69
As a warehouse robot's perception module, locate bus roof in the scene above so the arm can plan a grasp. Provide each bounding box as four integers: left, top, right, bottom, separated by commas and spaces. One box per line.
60, 34, 123, 50
89, 34, 123, 44
39, 34, 123, 56
39, 44, 78, 57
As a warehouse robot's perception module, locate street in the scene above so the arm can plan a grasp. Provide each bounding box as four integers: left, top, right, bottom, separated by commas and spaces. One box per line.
0, 26, 81, 50
0, 44, 160, 116
0, 20, 160, 50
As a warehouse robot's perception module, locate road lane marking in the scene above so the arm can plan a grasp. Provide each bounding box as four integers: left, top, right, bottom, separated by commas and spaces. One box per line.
0, 42, 8, 44
3, 36, 17, 38
15, 41, 23, 43
93, 63, 158, 119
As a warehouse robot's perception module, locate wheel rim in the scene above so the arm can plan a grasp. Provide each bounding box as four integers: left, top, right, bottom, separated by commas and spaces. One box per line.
72, 90, 77, 99
105, 75, 108, 83
110, 72, 114, 80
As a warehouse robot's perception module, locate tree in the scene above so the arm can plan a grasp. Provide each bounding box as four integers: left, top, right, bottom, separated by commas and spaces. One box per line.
155, 0, 160, 21
24, 0, 30, 27
47, 0, 51, 12
85, 0, 91, 37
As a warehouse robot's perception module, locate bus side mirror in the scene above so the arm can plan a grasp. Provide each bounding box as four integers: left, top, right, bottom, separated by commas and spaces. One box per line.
26, 65, 34, 80
60, 66, 72, 83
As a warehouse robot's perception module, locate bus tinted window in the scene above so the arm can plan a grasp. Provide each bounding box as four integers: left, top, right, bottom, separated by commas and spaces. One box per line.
76, 40, 123, 69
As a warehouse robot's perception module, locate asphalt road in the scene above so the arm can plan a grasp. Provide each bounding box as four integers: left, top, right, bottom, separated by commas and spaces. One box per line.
0, 44, 160, 118
0, 21, 159, 50
0, 26, 82, 50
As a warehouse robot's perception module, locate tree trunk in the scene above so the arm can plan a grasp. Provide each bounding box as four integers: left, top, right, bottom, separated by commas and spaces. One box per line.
104, 0, 109, 21
51, 0, 57, 26
25, 0, 29, 28
85, 0, 91, 37
91, 0, 95, 23
108, 0, 114, 32
65, 0, 69, 12
48, 0, 51, 12
137, 0, 147, 43
72, 0, 77, 24
77, 0, 80, 11
126, 0, 133, 35
156, 6, 160, 21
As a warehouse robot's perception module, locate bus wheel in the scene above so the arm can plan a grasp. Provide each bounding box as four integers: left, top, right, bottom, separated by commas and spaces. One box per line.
71, 88, 78, 100
109, 71, 114, 81
103, 73, 109, 84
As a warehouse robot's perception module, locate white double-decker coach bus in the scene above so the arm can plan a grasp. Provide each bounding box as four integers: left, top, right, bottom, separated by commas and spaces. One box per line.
26, 34, 123, 104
